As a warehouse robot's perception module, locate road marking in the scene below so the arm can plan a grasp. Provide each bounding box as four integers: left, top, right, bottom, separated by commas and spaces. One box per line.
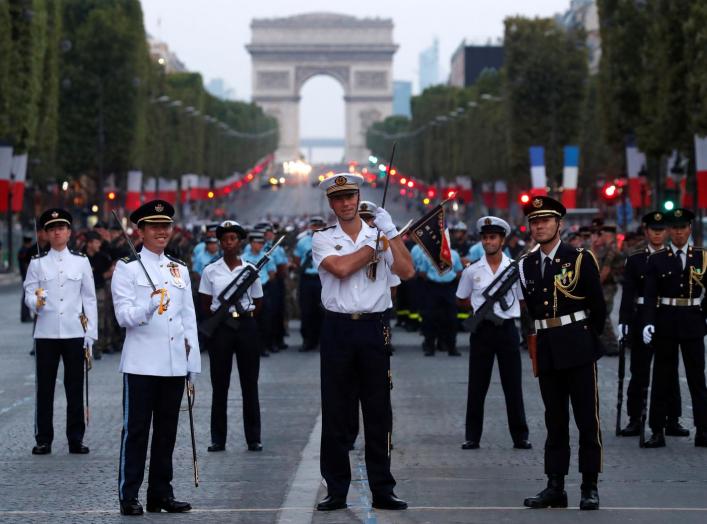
0, 395, 32, 416
276, 411, 323, 524
5, 505, 707, 516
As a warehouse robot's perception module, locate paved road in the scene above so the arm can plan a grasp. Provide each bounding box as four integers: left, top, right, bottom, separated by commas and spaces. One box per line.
1, 282, 707, 523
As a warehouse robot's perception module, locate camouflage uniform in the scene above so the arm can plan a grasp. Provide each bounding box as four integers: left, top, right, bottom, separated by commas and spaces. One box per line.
598, 244, 624, 355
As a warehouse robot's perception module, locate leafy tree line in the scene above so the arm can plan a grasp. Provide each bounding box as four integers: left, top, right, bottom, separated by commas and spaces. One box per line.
0, 0, 277, 213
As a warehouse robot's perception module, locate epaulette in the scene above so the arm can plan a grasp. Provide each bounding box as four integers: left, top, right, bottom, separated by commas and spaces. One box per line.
165, 253, 187, 266
648, 248, 666, 257
464, 258, 481, 269
31, 251, 48, 260
576, 247, 584, 252
314, 225, 335, 233
630, 248, 647, 256
69, 249, 86, 257
691, 245, 704, 252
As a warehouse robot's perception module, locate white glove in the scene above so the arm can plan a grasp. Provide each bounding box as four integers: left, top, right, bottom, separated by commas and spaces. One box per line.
617, 323, 629, 338
35, 288, 47, 310
373, 207, 398, 239
83, 336, 94, 359
148, 289, 169, 314
643, 325, 655, 345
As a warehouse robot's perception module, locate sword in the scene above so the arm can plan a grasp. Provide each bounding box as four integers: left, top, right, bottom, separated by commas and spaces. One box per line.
366, 142, 397, 281
615, 335, 626, 436
185, 340, 199, 487
80, 312, 91, 425
110, 210, 169, 314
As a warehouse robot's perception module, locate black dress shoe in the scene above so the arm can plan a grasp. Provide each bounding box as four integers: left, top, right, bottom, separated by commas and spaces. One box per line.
620, 419, 641, 436
643, 431, 666, 448
69, 443, 89, 454
694, 432, 707, 447
666, 421, 690, 437
31, 443, 51, 455
461, 440, 479, 449
513, 439, 532, 450
579, 483, 600, 510
316, 494, 347, 511
448, 349, 461, 356
120, 498, 143, 516
372, 493, 408, 510
524, 475, 568, 508
208, 443, 225, 452
248, 442, 263, 452
146, 496, 191, 513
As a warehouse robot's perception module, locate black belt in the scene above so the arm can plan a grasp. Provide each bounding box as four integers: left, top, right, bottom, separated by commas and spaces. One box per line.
325, 310, 386, 321
229, 311, 254, 318
301, 274, 320, 280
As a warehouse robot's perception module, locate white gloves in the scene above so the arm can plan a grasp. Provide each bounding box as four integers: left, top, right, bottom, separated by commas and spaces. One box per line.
373, 208, 398, 239
83, 336, 94, 360
35, 288, 47, 310
617, 323, 628, 339
643, 325, 655, 345
148, 289, 169, 315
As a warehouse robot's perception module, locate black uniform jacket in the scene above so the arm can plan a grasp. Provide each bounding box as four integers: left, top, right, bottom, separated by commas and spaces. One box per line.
643, 245, 707, 339
619, 244, 650, 326
521, 241, 607, 372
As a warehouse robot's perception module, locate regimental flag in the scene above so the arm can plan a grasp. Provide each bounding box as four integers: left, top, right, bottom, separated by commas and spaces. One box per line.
409, 203, 452, 274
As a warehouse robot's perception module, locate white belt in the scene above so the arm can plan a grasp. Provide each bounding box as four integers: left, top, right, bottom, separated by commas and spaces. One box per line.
659, 297, 701, 307
534, 310, 588, 331
635, 297, 644, 305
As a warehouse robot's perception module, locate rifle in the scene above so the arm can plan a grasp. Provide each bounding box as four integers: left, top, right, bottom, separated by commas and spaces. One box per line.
463, 245, 539, 334
639, 341, 651, 447
367, 142, 397, 281
199, 236, 284, 338
185, 340, 199, 487
615, 335, 627, 436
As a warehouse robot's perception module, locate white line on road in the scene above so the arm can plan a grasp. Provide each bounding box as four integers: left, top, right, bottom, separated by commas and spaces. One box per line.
276, 411, 323, 524
0, 395, 32, 416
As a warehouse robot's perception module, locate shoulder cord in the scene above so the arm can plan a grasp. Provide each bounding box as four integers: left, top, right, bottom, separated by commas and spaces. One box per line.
553, 252, 586, 316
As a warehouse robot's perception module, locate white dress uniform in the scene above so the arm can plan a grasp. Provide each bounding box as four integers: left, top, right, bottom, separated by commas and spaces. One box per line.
112, 247, 201, 376
23, 246, 97, 450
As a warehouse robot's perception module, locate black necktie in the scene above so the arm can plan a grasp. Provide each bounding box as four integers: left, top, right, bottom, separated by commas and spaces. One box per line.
677, 249, 684, 270
543, 257, 552, 279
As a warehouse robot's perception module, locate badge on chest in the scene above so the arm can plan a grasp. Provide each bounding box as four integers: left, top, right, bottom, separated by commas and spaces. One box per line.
167, 262, 185, 287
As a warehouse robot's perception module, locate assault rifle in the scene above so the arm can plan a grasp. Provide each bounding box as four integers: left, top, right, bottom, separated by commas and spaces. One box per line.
463, 245, 539, 334
198, 236, 284, 338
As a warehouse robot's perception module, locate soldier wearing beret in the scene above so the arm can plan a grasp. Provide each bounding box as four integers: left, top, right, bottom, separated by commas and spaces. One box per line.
641, 208, 707, 448
617, 212, 686, 437
519, 196, 606, 511
112, 200, 201, 515
23, 208, 98, 456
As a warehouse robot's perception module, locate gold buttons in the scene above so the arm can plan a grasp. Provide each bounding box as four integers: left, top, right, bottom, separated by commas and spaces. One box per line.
543, 288, 548, 292
543, 301, 549, 306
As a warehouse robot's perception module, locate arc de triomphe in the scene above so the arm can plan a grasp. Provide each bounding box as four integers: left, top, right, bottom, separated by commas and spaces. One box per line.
246, 13, 398, 163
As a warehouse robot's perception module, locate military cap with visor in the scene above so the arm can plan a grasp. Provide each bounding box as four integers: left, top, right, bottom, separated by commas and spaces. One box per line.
309, 216, 326, 227
129, 199, 174, 225
319, 173, 364, 197
668, 207, 695, 226
216, 220, 247, 239
522, 195, 566, 221
249, 230, 265, 242
476, 216, 511, 236
358, 200, 378, 218
641, 211, 667, 229
39, 208, 72, 230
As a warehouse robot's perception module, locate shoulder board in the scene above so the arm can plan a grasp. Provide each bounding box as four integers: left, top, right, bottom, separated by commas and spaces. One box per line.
648, 248, 666, 257
314, 225, 335, 233
165, 253, 187, 266
630, 248, 647, 256
576, 247, 584, 252
120, 254, 137, 264
466, 258, 481, 268
31, 251, 48, 260
691, 246, 704, 252
69, 249, 86, 257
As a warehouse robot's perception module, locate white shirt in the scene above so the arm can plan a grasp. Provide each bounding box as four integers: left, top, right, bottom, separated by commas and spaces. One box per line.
111, 247, 201, 377
456, 253, 522, 320
198, 257, 263, 312
24, 247, 98, 340
671, 242, 690, 269
312, 219, 395, 314
540, 239, 561, 277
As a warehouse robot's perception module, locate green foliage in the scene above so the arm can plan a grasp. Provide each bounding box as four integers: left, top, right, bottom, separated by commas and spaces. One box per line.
684, 1, 707, 136
0, 1, 12, 140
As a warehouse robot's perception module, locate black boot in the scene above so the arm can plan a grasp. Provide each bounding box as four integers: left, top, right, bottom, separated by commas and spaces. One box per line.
643, 430, 666, 448
665, 419, 690, 437
523, 474, 567, 508
579, 473, 599, 510
619, 419, 641, 436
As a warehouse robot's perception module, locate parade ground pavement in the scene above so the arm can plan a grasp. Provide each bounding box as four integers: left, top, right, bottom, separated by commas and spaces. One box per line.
1, 282, 707, 524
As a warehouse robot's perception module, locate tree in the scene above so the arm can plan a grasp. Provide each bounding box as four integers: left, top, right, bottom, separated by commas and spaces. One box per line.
684, 0, 707, 136
0, 1, 12, 141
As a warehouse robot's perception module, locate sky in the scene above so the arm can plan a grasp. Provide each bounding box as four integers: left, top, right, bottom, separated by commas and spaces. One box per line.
141, 0, 570, 161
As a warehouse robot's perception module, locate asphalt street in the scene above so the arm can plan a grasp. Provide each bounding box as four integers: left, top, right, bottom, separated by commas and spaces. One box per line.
1, 281, 707, 524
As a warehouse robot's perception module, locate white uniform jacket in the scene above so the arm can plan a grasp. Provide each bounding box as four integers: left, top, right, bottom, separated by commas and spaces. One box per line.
111, 247, 201, 376
23, 248, 98, 340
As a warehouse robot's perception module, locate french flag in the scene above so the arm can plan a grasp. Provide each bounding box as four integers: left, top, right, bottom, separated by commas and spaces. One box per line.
126, 171, 142, 211
695, 135, 707, 209
625, 139, 647, 207
143, 177, 156, 201
561, 146, 579, 209
158, 178, 178, 205
10, 153, 27, 212
494, 180, 508, 210
0, 144, 13, 213
529, 146, 547, 196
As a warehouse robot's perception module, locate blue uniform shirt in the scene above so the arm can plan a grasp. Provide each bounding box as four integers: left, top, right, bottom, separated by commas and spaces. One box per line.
266, 242, 289, 267
467, 241, 511, 262
294, 234, 318, 275
241, 249, 277, 285
411, 243, 426, 272
192, 248, 221, 275
420, 248, 463, 283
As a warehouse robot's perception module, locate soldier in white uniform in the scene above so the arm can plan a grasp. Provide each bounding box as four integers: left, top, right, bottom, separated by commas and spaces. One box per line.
23, 208, 97, 455
111, 200, 201, 516
456, 216, 530, 450
198, 220, 264, 453
311, 173, 414, 512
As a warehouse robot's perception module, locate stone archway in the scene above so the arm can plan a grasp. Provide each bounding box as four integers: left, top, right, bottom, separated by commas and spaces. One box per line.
246, 13, 398, 163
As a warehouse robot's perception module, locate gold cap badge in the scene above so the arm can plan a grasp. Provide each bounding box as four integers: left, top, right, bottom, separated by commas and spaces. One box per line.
532, 198, 543, 209
655, 213, 662, 221
51, 211, 58, 218
484, 217, 492, 225
334, 176, 347, 186
675, 209, 683, 217
155, 203, 164, 212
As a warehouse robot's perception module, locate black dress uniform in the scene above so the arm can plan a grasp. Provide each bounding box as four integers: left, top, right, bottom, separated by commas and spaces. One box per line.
23, 208, 97, 455
112, 201, 200, 516
642, 208, 707, 447
618, 211, 683, 436
311, 173, 409, 512
520, 196, 605, 511
199, 220, 263, 452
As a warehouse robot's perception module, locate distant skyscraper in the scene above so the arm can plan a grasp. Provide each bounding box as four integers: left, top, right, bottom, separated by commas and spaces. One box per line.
449, 41, 504, 87
393, 81, 412, 118
418, 38, 439, 92
206, 78, 235, 100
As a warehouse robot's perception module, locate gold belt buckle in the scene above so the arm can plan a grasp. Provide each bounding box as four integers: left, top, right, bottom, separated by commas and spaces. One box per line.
351, 313, 361, 320
231, 311, 240, 318
546, 317, 562, 328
